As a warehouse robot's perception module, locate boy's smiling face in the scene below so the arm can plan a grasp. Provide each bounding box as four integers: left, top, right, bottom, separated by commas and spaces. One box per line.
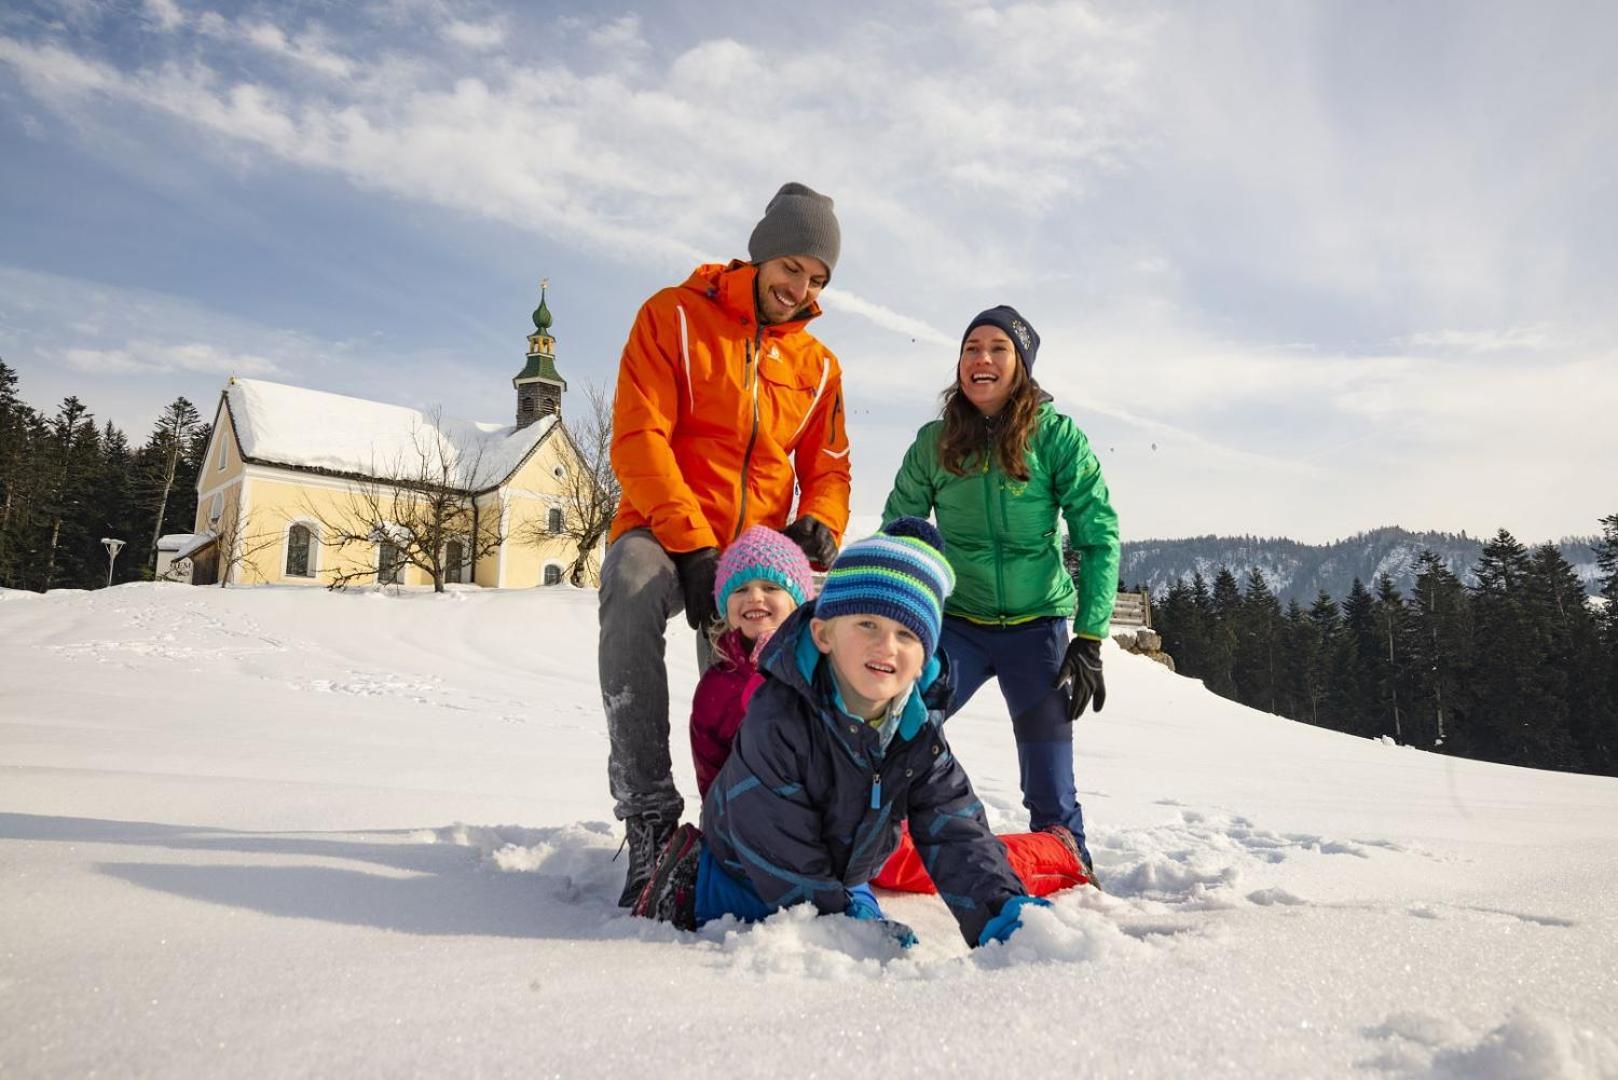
809, 613, 925, 720
725, 579, 796, 642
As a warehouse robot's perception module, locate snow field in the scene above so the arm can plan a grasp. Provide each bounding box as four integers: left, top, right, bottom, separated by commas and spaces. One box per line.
3, 583, 1617, 1077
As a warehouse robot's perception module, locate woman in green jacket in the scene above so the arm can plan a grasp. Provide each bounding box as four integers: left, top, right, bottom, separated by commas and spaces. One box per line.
882, 305, 1119, 873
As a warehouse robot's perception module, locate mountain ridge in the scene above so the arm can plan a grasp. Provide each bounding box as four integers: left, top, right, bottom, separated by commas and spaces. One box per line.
1118, 525, 1601, 604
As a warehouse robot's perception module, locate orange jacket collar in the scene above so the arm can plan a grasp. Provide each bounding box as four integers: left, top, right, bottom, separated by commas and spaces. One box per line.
684, 260, 823, 335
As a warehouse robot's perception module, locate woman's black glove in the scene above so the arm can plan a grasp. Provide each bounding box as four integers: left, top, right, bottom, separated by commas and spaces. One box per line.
1054, 636, 1106, 720
671, 547, 719, 630
781, 515, 838, 569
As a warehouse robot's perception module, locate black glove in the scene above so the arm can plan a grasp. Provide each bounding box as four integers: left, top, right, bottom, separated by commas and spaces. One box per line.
1054, 636, 1105, 720
782, 515, 838, 569
671, 547, 719, 631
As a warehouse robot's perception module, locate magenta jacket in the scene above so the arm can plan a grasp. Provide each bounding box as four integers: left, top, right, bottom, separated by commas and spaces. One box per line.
690, 629, 768, 800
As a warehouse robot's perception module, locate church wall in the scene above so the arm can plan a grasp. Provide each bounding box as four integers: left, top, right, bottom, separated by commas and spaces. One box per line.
234, 471, 433, 588
499, 433, 599, 587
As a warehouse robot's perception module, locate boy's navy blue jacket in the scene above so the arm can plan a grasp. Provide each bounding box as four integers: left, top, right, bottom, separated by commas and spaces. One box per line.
699, 606, 1027, 946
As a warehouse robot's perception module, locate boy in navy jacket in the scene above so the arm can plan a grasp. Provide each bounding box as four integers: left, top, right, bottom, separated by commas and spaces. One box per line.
633, 519, 1046, 949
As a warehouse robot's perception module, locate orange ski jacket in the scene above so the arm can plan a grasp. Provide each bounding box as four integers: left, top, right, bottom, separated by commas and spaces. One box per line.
608, 260, 852, 555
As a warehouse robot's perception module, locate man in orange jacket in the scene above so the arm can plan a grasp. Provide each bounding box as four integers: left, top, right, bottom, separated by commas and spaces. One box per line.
600, 182, 853, 906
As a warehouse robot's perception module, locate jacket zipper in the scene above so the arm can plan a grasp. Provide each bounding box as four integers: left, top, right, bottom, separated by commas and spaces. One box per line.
981, 454, 1007, 623
732, 333, 762, 541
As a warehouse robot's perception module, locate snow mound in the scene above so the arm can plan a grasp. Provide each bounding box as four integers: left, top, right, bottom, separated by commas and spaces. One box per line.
1362, 1008, 1618, 1079
426, 821, 620, 903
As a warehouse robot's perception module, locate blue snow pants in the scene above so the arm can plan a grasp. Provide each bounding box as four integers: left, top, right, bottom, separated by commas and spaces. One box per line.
940, 615, 1091, 863
694, 846, 881, 927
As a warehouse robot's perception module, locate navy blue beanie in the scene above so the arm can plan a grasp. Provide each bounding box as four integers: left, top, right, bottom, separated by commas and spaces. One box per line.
961, 305, 1040, 376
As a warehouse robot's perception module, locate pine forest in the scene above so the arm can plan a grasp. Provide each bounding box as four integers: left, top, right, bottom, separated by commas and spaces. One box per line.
0, 360, 210, 592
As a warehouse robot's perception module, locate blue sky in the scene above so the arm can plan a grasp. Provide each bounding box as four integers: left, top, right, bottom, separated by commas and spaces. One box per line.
2, 0, 1615, 544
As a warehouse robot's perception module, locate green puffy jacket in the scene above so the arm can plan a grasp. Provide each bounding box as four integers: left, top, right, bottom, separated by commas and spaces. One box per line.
881, 402, 1120, 639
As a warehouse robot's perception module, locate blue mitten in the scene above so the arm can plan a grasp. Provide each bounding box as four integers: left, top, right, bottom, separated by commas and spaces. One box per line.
844, 884, 883, 921
977, 895, 1050, 947
844, 886, 917, 949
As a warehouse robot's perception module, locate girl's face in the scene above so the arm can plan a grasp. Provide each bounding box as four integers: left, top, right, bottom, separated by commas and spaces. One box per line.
958, 325, 1020, 417
725, 579, 798, 641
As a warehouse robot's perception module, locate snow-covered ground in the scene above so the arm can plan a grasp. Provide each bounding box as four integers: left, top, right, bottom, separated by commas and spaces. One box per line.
3, 583, 1616, 1078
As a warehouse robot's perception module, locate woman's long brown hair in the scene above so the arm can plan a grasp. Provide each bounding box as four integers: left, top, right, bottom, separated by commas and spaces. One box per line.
937, 365, 1043, 480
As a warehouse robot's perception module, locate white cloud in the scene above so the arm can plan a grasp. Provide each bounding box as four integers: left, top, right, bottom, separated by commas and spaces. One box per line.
201, 17, 355, 80
62, 341, 279, 377
820, 290, 953, 348
586, 14, 644, 52
443, 19, 505, 50
142, 0, 184, 32
1399, 326, 1573, 353
0, 6, 1146, 325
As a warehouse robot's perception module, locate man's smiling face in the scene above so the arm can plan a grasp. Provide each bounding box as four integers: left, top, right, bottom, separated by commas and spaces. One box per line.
754, 255, 829, 325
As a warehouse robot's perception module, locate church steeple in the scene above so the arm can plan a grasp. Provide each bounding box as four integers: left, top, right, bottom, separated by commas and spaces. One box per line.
514, 279, 566, 429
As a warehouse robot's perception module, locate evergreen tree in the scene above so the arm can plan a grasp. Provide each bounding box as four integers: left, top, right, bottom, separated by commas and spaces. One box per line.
88, 421, 141, 586
1183, 571, 1215, 679
1468, 529, 1572, 767
1278, 598, 1309, 721
1234, 568, 1283, 713
174, 422, 211, 542
0, 360, 38, 587
1526, 543, 1609, 773
1594, 514, 1618, 729
1155, 579, 1195, 675
1372, 574, 1412, 743
136, 397, 202, 571
1408, 550, 1471, 750
1338, 578, 1379, 738
1298, 591, 1341, 726
1204, 567, 1241, 698
39, 398, 103, 591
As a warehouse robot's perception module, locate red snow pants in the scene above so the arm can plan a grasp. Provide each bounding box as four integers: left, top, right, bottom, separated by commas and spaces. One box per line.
871, 822, 1088, 896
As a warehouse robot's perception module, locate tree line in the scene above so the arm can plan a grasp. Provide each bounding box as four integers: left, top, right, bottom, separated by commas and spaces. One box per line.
0, 359, 209, 591
1147, 520, 1618, 777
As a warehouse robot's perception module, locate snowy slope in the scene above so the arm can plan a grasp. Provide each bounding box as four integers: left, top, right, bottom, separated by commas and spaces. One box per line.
2, 584, 1616, 1079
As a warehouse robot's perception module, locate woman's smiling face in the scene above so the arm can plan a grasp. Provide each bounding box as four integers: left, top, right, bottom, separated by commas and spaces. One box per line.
958, 325, 1019, 416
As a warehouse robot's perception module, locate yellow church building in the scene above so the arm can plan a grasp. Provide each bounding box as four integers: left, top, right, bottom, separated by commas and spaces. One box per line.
183, 290, 598, 589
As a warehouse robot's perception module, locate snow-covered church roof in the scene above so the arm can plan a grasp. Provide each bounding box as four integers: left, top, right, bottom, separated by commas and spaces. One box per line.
222, 378, 558, 491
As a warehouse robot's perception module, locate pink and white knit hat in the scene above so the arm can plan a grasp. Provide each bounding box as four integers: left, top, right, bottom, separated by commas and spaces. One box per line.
714, 525, 816, 611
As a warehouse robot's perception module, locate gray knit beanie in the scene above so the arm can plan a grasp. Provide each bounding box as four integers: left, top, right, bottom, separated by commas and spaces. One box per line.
747, 182, 841, 278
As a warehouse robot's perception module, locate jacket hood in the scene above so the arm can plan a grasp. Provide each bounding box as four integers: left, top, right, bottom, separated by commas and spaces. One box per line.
757, 605, 949, 750
682, 260, 823, 334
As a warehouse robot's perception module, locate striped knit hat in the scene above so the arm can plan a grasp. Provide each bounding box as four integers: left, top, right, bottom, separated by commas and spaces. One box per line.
714, 525, 816, 612
814, 517, 955, 659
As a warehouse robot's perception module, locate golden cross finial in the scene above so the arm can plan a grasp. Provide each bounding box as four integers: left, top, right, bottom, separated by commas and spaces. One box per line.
540, 277, 549, 294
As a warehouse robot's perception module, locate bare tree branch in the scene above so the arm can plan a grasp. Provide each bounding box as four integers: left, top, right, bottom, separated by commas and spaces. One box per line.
211, 488, 281, 588
303, 408, 505, 593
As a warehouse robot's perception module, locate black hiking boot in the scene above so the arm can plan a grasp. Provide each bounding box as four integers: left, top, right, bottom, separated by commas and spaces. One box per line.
632, 823, 702, 931
616, 812, 677, 908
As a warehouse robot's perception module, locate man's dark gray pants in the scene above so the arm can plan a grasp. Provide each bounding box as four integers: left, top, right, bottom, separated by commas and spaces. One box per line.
598, 528, 714, 823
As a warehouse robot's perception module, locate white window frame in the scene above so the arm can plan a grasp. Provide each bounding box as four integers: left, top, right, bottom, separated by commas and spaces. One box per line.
209, 491, 223, 525
282, 519, 320, 580
376, 537, 404, 586
542, 562, 564, 586
441, 535, 469, 584
217, 434, 228, 471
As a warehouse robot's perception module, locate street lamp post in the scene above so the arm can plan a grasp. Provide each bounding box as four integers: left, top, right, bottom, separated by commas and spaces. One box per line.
101, 537, 127, 588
